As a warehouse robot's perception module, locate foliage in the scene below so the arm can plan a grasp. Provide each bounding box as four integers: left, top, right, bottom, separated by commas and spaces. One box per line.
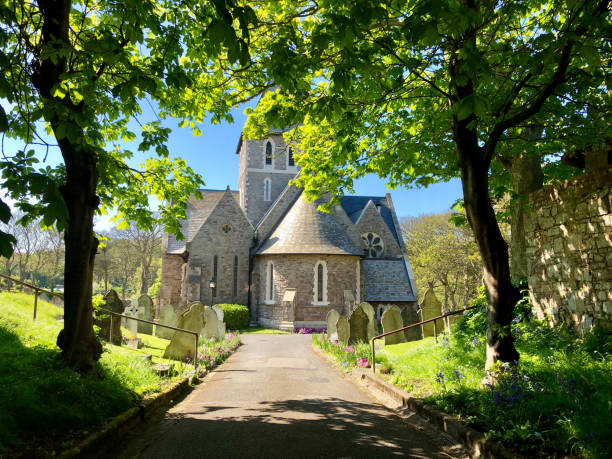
376, 309, 611, 456
402, 212, 482, 310
216, 304, 250, 330
0, 292, 181, 454
197, 332, 241, 370
312, 334, 371, 370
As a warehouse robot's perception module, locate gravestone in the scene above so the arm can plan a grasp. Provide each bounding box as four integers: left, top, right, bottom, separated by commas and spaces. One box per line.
420, 289, 442, 337
326, 309, 340, 340
336, 315, 349, 343
202, 306, 220, 340
348, 306, 368, 344
137, 295, 154, 335
94, 289, 123, 345
124, 302, 139, 340
382, 306, 407, 345
359, 302, 377, 341
213, 306, 226, 338
163, 302, 206, 361
401, 304, 422, 341
156, 306, 179, 340
343, 290, 356, 315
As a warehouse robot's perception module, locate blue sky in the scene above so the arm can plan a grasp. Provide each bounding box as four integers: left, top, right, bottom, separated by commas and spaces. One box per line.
2, 103, 463, 230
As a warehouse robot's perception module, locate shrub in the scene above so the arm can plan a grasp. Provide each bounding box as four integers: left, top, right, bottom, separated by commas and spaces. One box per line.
217, 304, 249, 330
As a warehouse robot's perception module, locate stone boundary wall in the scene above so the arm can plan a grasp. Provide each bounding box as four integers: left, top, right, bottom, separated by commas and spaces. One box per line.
524, 168, 612, 330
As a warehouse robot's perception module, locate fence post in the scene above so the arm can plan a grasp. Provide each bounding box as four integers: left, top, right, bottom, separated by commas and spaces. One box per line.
33, 290, 38, 320
110, 313, 113, 344
194, 333, 199, 371
433, 319, 437, 343
371, 339, 376, 373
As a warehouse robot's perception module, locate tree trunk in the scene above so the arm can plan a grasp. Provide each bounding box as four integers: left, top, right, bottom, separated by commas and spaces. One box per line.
509, 127, 544, 281
33, 0, 102, 370
56, 141, 103, 369
140, 262, 150, 295
456, 142, 520, 368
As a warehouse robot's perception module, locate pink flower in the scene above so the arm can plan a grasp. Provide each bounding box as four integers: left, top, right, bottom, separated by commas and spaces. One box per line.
357, 358, 370, 368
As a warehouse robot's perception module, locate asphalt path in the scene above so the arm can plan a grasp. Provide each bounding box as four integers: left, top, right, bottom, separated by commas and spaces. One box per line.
119, 334, 465, 458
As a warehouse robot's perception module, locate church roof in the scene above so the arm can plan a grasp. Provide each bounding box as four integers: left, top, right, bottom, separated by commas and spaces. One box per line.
256, 193, 362, 256
166, 189, 239, 254
362, 259, 416, 302
339, 196, 401, 244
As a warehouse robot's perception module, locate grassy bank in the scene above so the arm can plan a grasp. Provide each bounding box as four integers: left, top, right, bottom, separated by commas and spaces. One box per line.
0, 292, 239, 456
313, 299, 611, 457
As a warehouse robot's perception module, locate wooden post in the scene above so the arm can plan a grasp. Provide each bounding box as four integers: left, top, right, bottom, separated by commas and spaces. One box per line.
33, 290, 38, 320
371, 339, 376, 373
110, 314, 113, 344
433, 319, 437, 343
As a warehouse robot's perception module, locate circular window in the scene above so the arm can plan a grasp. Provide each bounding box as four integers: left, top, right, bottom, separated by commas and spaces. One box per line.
221, 223, 233, 234
361, 232, 384, 258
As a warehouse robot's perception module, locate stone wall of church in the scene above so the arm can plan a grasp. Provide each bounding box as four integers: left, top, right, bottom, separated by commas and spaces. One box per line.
186, 193, 254, 306
254, 254, 360, 326
524, 168, 612, 331
354, 204, 403, 258
159, 252, 184, 309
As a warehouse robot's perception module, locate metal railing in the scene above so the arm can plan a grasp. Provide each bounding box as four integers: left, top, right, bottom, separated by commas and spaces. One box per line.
0, 273, 64, 320
97, 307, 200, 369
371, 305, 477, 373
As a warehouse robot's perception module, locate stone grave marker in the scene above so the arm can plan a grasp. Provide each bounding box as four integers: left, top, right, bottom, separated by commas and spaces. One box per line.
202, 306, 220, 340
95, 289, 123, 345
420, 289, 442, 337
124, 302, 139, 340
213, 306, 226, 338
326, 309, 340, 340
137, 295, 154, 335
382, 306, 407, 345
348, 306, 368, 344
163, 301, 206, 361
343, 290, 356, 315
401, 304, 422, 341
359, 302, 377, 341
336, 315, 349, 343
156, 306, 179, 340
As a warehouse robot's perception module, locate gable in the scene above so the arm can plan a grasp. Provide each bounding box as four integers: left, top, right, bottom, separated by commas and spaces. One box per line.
354, 200, 402, 258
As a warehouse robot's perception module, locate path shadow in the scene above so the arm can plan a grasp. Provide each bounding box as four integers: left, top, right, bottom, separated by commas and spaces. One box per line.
135, 397, 452, 459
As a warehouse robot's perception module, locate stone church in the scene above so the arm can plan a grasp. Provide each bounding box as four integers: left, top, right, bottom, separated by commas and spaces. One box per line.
159, 129, 419, 329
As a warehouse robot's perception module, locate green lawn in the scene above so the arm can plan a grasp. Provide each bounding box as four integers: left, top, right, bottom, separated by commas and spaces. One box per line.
313, 302, 612, 458
0, 292, 183, 455
240, 327, 291, 334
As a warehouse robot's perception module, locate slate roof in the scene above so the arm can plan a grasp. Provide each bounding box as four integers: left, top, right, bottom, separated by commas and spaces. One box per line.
166, 189, 239, 254
256, 193, 362, 255
362, 259, 416, 302
339, 196, 401, 244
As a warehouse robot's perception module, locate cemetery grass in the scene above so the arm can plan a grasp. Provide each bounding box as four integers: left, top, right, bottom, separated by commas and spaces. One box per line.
312, 311, 612, 457
0, 293, 185, 456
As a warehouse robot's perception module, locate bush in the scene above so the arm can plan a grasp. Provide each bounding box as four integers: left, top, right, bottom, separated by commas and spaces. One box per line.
217, 304, 249, 330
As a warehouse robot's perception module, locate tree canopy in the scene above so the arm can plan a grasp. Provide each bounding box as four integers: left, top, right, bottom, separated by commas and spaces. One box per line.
209, 0, 610, 368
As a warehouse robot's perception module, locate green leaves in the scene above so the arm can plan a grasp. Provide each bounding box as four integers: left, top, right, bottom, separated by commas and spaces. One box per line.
456, 94, 489, 121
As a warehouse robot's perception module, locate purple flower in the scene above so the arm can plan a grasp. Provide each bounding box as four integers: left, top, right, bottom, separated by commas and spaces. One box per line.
471, 336, 480, 346
454, 369, 463, 380
435, 372, 445, 383
357, 358, 370, 368
440, 336, 449, 347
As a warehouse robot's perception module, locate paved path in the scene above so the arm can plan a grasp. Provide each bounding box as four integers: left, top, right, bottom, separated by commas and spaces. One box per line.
120, 334, 465, 458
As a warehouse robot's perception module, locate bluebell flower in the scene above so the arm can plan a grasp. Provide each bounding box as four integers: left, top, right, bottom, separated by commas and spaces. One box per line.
471, 336, 480, 346
454, 369, 463, 380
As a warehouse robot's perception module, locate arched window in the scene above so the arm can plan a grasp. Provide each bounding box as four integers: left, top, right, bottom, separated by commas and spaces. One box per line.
265, 261, 274, 303
265, 140, 273, 166
264, 177, 271, 201
233, 255, 238, 297
288, 146, 295, 167
212, 255, 218, 298
313, 260, 328, 305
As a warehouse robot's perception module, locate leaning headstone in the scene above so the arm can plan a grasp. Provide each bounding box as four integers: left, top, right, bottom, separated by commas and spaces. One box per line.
163, 302, 206, 361
359, 302, 377, 341
213, 306, 226, 338
336, 315, 349, 343
202, 306, 220, 340
421, 289, 442, 337
326, 309, 340, 340
95, 289, 123, 345
137, 295, 154, 335
382, 307, 407, 345
156, 306, 179, 340
401, 304, 422, 341
348, 306, 369, 344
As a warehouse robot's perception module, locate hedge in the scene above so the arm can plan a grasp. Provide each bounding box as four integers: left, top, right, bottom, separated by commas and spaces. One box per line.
217, 304, 250, 330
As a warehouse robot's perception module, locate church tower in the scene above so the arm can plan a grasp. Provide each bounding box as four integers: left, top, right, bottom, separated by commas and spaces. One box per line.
236, 130, 299, 226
